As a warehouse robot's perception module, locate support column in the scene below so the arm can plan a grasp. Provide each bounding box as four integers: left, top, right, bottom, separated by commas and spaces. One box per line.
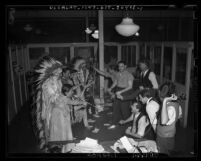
98, 10, 104, 103
16, 45, 23, 107
184, 46, 193, 128
171, 44, 176, 82
22, 45, 28, 101
8, 46, 17, 114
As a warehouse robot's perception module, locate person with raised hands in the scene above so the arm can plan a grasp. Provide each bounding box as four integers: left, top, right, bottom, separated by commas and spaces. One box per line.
156, 82, 182, 155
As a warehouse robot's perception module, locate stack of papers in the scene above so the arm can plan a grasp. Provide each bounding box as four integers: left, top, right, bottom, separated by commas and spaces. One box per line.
120, 136, 134, 153
72, 137, 105, 153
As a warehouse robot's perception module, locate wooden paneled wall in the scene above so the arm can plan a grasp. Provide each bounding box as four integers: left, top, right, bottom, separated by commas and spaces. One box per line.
7, 44, 29, 125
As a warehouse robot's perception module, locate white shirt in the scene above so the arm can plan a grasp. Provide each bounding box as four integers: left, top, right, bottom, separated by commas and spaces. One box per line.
142, 69, 159, 89
146, 98, 159, 126
166, 103, 182, 125
132, 113, 148, 137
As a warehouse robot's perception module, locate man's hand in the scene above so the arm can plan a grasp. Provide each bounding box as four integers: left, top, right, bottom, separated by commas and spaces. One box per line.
125, 126, 132, 135
115, 91, 121, 95
139, 86, 144, 90
107, 88, 112, 93
165, 94, 178, 101
116, 94, 123, 100
119, 120, 125, 125
82, 101, 87, 106
110, 93, 115, 99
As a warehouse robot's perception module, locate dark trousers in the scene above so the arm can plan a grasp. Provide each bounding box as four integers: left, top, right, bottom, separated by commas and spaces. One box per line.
86, 95, 96, 116
122, 89, 141, 101
156, 135, 175, 155
112, 87, 132, 125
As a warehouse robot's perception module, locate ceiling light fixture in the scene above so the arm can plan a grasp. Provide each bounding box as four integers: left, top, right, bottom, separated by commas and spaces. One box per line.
91, 30, 99, 39
135, 32, 139, 36
115, 17, 140, 37
85, 23, 99, 39
85, 24, 96, 34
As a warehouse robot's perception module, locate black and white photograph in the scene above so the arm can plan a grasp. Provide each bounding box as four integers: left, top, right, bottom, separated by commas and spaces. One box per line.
6, 4, 198, 158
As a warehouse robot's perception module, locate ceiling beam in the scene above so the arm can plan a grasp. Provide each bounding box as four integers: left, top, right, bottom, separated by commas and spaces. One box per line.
14, 10, 194, 19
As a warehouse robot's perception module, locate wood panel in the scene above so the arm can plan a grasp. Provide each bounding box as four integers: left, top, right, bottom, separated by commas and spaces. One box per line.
7, 55, 16, 125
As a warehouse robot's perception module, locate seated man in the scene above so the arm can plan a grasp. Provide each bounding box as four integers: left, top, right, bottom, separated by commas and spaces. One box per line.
117, 59, 159, 102
119, 101, 155, 141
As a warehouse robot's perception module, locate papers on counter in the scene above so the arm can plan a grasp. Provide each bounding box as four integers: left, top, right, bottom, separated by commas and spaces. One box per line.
72, 137, 105, 153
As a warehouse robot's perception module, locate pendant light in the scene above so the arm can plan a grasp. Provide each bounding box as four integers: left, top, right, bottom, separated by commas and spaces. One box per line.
115, 16, 140, 37
91, 30, 99, 39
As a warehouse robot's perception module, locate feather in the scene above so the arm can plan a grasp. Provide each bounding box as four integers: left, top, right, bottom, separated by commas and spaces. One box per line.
39, 130, 44, 138
33, 57, 65, 151
40, 141, 45, 149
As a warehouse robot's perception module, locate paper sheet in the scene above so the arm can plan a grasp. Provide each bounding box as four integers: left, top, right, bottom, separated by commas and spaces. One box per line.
120, 136, 134, 152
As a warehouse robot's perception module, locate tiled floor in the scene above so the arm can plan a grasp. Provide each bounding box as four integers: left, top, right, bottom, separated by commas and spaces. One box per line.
7, 100, 196, 157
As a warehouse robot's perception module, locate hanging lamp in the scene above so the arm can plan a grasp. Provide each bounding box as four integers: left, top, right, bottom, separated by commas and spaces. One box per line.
115, 17, 140, 37
91, 30, 99, 39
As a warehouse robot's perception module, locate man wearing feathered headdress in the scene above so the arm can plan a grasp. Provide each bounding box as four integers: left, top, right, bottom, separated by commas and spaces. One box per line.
34, 57, 87, 153
69, 56, 94, 129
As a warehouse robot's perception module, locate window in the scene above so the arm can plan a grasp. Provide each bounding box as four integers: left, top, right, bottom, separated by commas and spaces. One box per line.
29, 48, 45, 69
163, 47, 173, 80
74, 46, 95, 68
139, 43, 145, 60
146, 46, 151, 60
104, 45, 117, 65
49, 47, 70, 65
121, 45, 136, 67
176, 48, 187, 85
153, 46, 161, 75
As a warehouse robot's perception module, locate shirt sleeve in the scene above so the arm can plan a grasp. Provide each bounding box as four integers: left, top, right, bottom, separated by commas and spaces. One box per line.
148, 72, 159, 89
137, 116, 148, 137
146, 102, 159, 125
127, 72, 134, 82
111, 73, 117, 82
166, 106, 176, 125
105, 72, 110, 78
178, 105, 182, 118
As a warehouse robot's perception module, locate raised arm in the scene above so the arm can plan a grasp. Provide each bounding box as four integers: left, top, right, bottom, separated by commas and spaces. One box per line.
66, 98, 87, 106
93, 67, 110, 78
161, 94, 178, 125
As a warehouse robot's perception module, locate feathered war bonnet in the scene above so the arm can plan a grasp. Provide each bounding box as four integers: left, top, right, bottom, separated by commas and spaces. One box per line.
35, 57, 65, 119
35, 57, 64, 87
34, 57, 64, 150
